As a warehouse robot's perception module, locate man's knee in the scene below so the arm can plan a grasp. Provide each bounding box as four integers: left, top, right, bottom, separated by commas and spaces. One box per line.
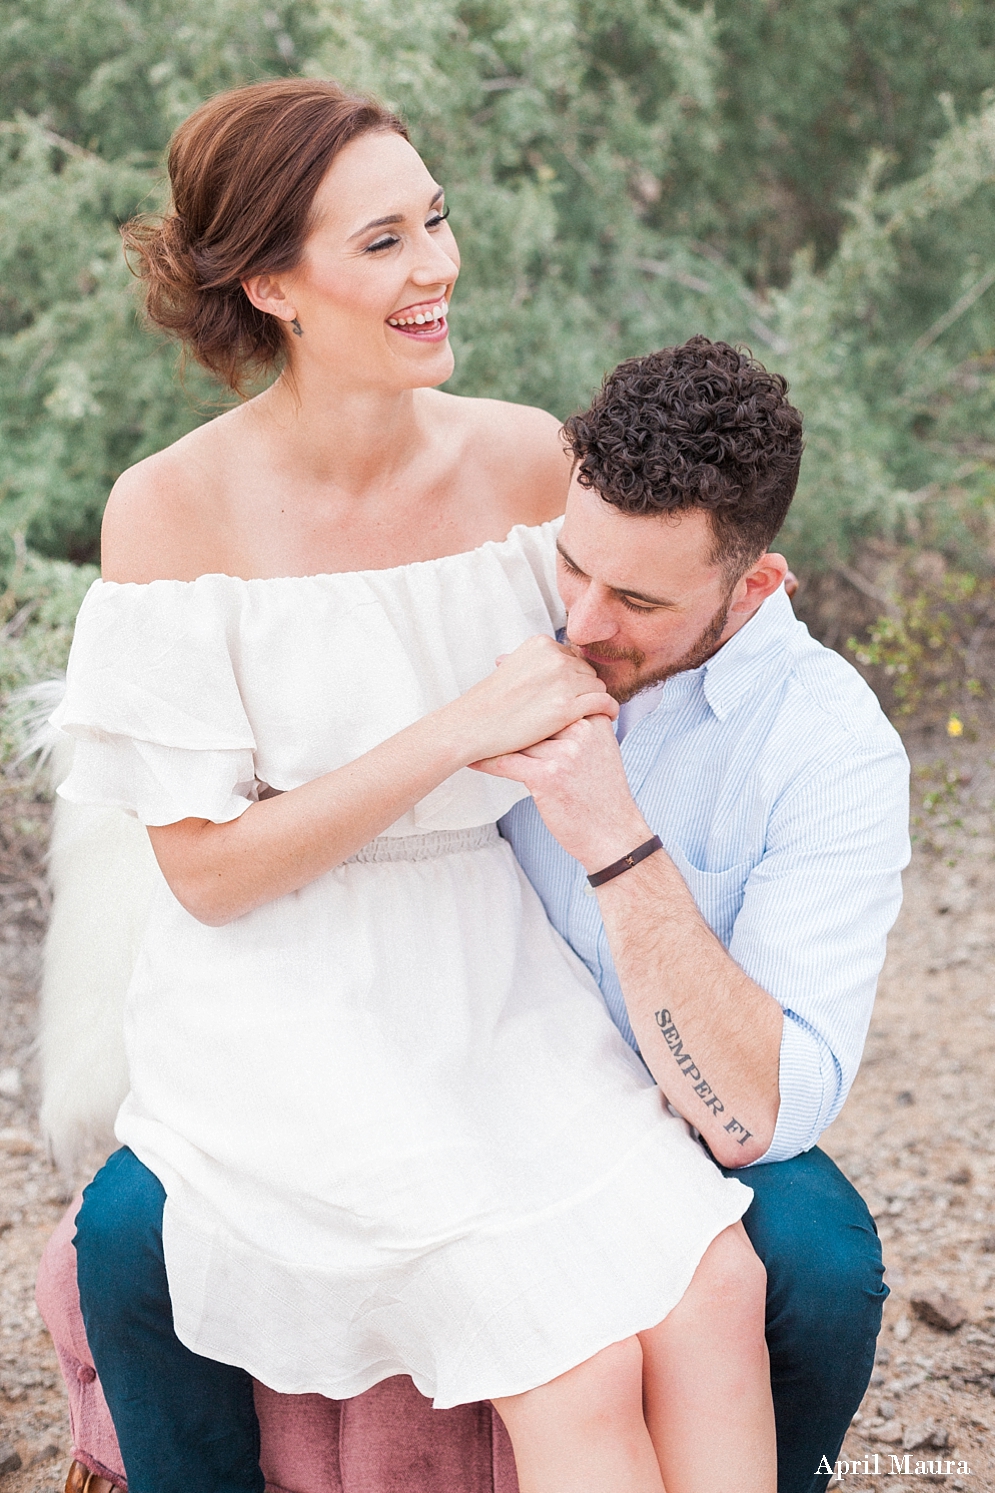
735, 1148, 887, 1346
785, 1218, 885, 1348
74, 1148, 167, 1299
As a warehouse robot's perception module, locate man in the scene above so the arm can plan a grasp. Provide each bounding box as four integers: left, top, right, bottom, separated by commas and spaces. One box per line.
490, 335, 910, 1492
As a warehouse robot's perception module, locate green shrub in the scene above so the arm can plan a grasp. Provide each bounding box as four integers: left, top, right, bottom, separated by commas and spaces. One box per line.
1, 0, 995, 679
0, 543, 98, 761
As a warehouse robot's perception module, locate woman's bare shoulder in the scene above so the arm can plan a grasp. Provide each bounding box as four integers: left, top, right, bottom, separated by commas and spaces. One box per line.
430, 392, 572, 525
100, 421, 233, 583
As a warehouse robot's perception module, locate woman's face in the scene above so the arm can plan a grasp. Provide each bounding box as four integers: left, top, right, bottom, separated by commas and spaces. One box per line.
266, 130, 460, 393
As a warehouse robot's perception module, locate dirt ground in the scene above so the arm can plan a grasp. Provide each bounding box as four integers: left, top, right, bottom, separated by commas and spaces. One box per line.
1, 736, 995, 1492
0, 779, 65, 1493
824, 732, 995, 1490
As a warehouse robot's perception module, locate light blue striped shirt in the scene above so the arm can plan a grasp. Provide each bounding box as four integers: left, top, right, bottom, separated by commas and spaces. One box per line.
501, 586, 911, 1165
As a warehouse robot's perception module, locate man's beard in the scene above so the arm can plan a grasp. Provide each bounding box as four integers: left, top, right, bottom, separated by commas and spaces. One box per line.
576, 597, 733, 704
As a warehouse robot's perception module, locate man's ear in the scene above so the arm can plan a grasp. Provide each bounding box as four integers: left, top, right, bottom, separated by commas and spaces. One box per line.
727, 553, 790, 617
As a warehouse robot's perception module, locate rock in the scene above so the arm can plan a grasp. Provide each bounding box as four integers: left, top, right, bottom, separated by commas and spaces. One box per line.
981, 1233, 995, 1253
872, 1421, 904, 1444
898, 1419, 950, 1451
911, 1290, 967, 1332
0, 1446, 21, 1477
29, 1445, 60, 1466
896, 1090, 915, 1106
0, 1068, 20, 1098
947, 1165, 972, 1185
894, 1314, 913, 1341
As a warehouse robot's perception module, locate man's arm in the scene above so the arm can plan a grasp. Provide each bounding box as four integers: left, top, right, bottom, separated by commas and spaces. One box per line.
595, 844, 783, 1165
486, 703, 911, 1168
476, 714, 783, 1166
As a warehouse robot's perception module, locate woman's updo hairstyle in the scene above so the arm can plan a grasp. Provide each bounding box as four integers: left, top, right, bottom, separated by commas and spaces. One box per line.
122, 79, 408, 392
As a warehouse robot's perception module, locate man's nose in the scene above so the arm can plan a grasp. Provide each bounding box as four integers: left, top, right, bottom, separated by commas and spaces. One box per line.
564, 584, 619, 646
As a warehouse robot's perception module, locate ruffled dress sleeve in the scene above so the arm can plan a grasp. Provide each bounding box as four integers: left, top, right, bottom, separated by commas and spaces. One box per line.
51, 578, 258, 826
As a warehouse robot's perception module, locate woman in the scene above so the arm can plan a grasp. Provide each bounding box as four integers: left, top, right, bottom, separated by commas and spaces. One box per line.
58, 79, 775, 1493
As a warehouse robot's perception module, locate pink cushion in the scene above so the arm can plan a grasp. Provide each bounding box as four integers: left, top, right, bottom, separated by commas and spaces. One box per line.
37, 1201, 519, 1493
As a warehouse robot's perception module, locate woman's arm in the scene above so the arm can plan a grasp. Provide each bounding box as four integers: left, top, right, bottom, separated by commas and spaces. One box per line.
148, 636, 616, 926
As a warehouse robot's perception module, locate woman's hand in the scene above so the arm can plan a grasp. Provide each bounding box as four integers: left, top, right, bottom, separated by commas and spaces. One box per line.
443, 635, 618, 765
147, 636, 614, 927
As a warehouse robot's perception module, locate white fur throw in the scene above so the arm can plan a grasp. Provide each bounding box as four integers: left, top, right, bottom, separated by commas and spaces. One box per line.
30, 685, 159, 1180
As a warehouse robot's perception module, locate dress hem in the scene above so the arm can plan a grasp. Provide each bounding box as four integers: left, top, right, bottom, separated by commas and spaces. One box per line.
170, 1184, 749, 1409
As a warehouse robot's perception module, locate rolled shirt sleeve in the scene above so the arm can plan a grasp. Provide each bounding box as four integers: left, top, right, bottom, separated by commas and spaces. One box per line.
730, 742, 910, 1163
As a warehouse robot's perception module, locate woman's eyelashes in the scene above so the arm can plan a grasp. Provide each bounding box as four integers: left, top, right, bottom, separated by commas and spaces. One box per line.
365, 235, 400, 254
364, 206, 450, 254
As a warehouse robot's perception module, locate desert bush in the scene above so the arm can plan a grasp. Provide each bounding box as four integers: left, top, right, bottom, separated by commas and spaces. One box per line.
1, 0, 994, 698
0, 542, 98, 761
847, 560, 992, 730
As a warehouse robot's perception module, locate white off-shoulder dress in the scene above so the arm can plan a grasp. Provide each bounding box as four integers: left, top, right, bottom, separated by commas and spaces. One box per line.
53, 519, 750, 1408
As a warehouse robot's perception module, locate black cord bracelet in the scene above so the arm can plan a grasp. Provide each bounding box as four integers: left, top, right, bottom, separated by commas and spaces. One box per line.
587, 835, 663, 888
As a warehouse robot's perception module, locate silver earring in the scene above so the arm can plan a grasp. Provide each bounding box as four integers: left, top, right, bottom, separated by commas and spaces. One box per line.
291, 317, 303, 337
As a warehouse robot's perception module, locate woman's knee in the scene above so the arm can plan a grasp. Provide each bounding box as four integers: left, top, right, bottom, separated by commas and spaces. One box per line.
692, 1223, 768, 1326
641, 1223, 768, 1372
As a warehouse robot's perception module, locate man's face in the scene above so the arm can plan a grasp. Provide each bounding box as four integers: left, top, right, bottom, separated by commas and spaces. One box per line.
556, 476, 778, 703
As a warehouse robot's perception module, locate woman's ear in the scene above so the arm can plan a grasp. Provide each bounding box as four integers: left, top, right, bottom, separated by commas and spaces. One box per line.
241, 271, 297, 326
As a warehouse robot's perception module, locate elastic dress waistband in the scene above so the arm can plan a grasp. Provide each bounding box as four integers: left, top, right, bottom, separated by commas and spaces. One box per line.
346, 823, 501, 864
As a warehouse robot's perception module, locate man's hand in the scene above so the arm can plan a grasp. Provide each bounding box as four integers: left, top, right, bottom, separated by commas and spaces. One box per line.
472, 714, 651, 875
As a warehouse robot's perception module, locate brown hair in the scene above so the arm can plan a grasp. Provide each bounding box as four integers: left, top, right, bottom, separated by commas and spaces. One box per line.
562, 336, 803, 576
122, 79, 408, 392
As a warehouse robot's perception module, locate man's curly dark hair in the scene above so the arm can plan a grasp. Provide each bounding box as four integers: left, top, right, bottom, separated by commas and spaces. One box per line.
562, 336, 803, 576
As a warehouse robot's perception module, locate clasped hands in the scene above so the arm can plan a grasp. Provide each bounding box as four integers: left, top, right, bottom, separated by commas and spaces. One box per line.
469, 636, 653, 876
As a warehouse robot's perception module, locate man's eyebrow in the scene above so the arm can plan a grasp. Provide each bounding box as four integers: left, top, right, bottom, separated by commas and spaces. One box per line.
556, 540, 675, 608
349, 187, 444, 240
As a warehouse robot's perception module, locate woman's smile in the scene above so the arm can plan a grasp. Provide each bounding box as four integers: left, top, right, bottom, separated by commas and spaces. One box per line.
387, 295, 450, 340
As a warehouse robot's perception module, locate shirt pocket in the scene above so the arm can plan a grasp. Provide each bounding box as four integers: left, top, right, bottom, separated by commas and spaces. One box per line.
666, 843, 753, 947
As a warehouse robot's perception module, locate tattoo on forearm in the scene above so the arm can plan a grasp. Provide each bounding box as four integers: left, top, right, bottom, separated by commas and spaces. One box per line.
654, 1009, 753, 1145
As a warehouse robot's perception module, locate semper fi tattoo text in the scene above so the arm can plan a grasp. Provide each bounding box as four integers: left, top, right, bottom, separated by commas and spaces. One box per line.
653, 1008, 754, 1147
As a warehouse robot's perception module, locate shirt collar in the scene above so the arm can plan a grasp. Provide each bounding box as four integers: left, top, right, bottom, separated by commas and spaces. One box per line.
699, 584, 798, 721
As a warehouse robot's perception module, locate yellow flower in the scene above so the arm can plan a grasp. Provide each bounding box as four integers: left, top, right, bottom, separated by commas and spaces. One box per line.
947, 715, 964, 737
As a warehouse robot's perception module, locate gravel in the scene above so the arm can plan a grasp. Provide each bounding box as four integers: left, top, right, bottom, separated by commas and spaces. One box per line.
825, 736, 995, 1488
0, 778, 71, 1493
